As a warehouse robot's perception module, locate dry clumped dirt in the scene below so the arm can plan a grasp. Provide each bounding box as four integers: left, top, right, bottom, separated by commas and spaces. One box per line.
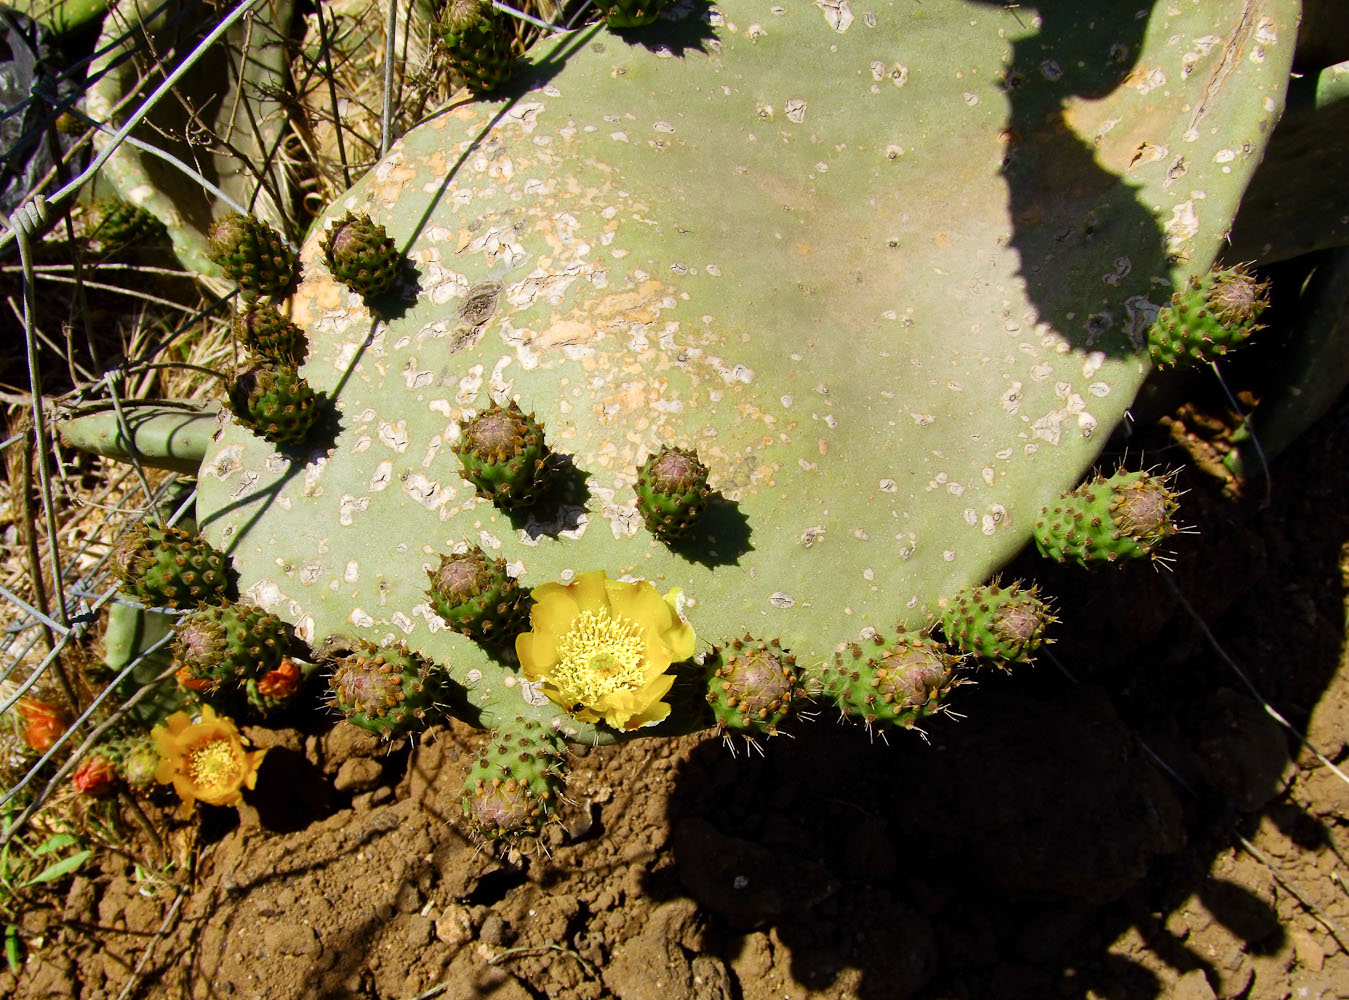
10, 397, 1349, 1000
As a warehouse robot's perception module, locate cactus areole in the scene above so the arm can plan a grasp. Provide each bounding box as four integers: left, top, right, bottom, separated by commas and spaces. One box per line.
196, 0, 1295, 744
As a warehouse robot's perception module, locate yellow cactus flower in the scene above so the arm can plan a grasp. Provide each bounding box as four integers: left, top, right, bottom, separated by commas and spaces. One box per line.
516, 570, 696, 731
151, 704, 266, 818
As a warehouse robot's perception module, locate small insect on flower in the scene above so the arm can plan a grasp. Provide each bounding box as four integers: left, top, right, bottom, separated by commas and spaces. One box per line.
151, 705, 266, 818
515, 571, 696, 731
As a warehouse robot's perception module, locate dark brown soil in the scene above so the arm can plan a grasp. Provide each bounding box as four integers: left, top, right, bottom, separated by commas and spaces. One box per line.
9, 394, 1349, 1000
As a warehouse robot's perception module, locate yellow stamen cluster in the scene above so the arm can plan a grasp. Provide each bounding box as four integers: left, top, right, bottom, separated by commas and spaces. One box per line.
553, 610, 647, 702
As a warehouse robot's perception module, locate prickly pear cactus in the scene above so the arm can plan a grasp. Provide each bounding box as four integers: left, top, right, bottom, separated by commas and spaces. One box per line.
227, 364, 320, 444
1148, 264, 1271, 368
173, 601, 290, 688
320, 212, 401, 299
461, 718, 568, 839
113, 523, 231, 609
1033, 469, 1180, 567
235, 304, 309, 366
938, 581, 1054, 664
196, 0, 1296, 745
327, 639, 445, 738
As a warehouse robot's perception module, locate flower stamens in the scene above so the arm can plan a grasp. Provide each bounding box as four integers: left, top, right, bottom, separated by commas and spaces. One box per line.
554, 610, 646, 698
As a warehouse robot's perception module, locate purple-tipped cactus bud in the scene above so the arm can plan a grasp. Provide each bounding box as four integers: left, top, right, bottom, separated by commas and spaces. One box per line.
704, 635, 799, 737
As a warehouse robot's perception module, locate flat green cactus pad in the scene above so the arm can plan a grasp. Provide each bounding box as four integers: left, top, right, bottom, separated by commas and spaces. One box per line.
197, 0, 1295, 742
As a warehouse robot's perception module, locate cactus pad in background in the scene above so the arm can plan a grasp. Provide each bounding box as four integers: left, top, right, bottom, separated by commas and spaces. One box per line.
195, 0, 1296, 745
226, 365, 320, 445
1148, 264, 1271, 368
113, 524, 231, 609
320, 212, 401, 299
1033, 469, 1181, 567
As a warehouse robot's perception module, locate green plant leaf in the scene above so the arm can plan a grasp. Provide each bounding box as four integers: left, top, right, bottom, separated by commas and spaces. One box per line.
23, 849, 91, 886
32, 833, 78, 856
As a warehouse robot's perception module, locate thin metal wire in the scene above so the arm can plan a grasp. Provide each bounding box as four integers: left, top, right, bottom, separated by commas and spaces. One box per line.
0, 584, 72, 638
13, 202, 71, 637
381, 0, 398, 157
493, 1, 574, 33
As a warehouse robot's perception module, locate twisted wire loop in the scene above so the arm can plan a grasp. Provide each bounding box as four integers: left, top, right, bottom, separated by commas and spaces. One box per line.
6, 194, 52, 244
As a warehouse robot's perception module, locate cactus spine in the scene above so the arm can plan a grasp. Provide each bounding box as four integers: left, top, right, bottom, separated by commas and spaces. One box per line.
206, 214, 298, 301
454, 400, 553, 510
634, 446, 711, 542
704, 636, 800, 737
939, 581, 1055, 665
1034, 469, 1181, 567
1148, 263, 1270, 368
426, 546, 526, 645
319, 212, 401, 299
461, 718, 568, 840
113, 524, 231, 608
328, 639, 443, 738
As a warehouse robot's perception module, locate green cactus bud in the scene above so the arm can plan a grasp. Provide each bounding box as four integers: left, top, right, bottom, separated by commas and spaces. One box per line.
438, 0, 516, 95
118, 738, 162, 788
454, 400, 553, 510
89, 200, 166, 253
938, 580, 1055, 665
206, 213, 298, 301
234, 303, 308, 366
817, 630, 961, 730
461, 718, 568, 840
328, 639, 443, 738
704, 635, 800, 738
227, 364, 320, 445
173, 601, 290, 687
319, 211, 401, 299
1034, 469, 1181, 567
1148, 263, 1270, 368
635, 446, 711, 542
599, 0, 670, 29
426, 545, 526, 645
113, 523, 232, 609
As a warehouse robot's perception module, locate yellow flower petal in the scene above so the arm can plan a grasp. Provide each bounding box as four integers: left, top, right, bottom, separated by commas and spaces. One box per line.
515, 570, 696, 730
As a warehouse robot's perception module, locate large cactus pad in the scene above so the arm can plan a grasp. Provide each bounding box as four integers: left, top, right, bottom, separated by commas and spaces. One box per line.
197, 0, 1295, 744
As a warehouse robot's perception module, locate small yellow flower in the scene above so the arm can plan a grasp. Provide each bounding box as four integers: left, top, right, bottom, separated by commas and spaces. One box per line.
151, 704, 266, 818
516, 570, 696, 731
